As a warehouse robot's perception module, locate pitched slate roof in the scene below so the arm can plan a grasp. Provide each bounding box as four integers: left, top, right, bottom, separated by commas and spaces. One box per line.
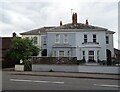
20, 27, 54, 35
46, 23, 115, 34
48, 23, 107, 30
20, 23, 115, 34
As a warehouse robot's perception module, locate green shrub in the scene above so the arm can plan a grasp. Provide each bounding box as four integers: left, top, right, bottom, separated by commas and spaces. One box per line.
24, 59, 32, 71
77, 59, 86, 65
99, 60, 107, 65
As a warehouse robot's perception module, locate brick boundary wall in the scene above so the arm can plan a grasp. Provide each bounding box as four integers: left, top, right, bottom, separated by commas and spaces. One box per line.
31, 57, 77, 65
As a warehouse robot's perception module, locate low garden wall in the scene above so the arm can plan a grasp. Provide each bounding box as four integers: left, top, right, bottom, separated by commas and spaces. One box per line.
32, 65, 120, 74
31, 57, 119, 74
32, 65, 78, 72
78, 65, 119, 74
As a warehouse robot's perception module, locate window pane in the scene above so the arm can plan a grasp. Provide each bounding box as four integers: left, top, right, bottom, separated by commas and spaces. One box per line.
59, 51, 64, 57
34, 37, 38, 44
93, 34, 96, 38
93, 34, 96, 42
83, 51, 85, 55
93, 39, 96, 42
84, 35, 87, 43
89, 51, 94, 55
84, 35, 87, 38
56, 34, 60, 43
68, 51, 70, 57
106, 36, 109, 44
64, 34, 68, 43
54, 51, 56, 57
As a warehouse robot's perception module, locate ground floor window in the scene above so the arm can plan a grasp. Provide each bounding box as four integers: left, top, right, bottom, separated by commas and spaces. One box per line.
88, 51, 94, 62
54, 51, 57, 57
82, 51, 85, 59
59, 51, 64, 57
67, 51, 71, 57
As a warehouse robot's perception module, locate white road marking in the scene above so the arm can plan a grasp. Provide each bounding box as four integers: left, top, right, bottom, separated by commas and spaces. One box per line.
93, 84, 120, 88
10, 79, 64, 84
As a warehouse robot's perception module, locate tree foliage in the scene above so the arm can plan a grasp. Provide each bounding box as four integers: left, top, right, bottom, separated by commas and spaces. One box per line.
6, 37, 40, 62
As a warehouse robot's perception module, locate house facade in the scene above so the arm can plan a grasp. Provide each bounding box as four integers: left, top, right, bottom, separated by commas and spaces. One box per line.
20, 27, 54, 56
20, 13, 115, 63
46, 13, 115, 63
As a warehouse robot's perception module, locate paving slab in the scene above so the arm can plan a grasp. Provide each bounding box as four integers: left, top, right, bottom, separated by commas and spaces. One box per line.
9, 71, 120, 80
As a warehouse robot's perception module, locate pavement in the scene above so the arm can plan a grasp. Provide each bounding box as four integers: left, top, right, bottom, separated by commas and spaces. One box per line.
8, 71, 120, 80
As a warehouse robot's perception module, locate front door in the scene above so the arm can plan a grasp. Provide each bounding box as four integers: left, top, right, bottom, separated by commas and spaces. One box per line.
42, 49, 47, 56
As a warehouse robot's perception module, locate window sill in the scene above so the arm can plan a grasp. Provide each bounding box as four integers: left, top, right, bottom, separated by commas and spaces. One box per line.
82, 42, 99, 44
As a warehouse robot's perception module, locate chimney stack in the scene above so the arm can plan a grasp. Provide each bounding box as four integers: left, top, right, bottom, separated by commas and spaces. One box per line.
72, 12, 77, 25
13, 32, 16, 37
60, 21, 62, 26
86, 19, 89, 25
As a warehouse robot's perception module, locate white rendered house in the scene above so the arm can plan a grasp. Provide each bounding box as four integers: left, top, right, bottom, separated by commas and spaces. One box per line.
20, 27, 54, 56
46, 13, 115, 63
20, 13, 115, 63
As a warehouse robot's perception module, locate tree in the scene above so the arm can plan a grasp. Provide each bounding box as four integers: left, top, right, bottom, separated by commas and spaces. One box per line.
6, 37, 40, 63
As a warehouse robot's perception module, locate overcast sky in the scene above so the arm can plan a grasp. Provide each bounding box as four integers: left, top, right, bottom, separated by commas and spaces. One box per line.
0, 0, 119, 49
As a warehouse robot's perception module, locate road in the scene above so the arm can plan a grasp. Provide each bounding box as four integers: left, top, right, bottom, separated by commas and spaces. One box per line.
2, 71, 120, 90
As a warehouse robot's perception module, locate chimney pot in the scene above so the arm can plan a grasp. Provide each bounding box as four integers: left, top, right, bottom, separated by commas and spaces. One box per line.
72, 12, 77, 25
86, 19, 89, 25
13, 32, 16, 37
60, 21, 62, 26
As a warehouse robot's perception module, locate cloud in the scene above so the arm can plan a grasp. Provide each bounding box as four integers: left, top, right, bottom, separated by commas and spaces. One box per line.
0, 1, 118, 48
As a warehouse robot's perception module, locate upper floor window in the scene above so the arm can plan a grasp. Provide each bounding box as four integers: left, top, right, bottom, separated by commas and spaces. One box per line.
106, 36, 109, 44
43, 37, 47, 45
64, 34, 68, 43
93, 34, 96, 43
33, 37, 38, 44
84, 34, 87, 43
55, 34, 60, 43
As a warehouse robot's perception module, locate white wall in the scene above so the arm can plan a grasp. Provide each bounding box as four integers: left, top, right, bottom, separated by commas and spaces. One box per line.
106, 33, 115, 57
32, 65, 120, 74
76, 31, 107, 61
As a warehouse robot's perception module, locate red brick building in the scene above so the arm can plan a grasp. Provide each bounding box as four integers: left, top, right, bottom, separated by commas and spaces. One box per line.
114, 48, 120, 62
0, 33, 20, 68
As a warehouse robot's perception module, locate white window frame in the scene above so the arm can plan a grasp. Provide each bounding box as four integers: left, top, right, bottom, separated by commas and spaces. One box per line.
82, 51, 85, 59
54, 51, 57, 57
88, 51, 94, 60
63, 34, 68, 44
67, 50, 71, 57
106, 36, 109, 44
93, 34, 96, 43
33, 37, 38, 44
59, 51, 64, 57
84, 34, 87, 43
55, 34, 60, 43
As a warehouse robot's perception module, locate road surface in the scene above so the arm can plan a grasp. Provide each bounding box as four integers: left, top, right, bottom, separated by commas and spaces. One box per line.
2, 71, 120, 90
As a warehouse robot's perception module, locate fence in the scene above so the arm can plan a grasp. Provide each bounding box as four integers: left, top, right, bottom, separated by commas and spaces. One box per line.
32, 57, 77, 65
